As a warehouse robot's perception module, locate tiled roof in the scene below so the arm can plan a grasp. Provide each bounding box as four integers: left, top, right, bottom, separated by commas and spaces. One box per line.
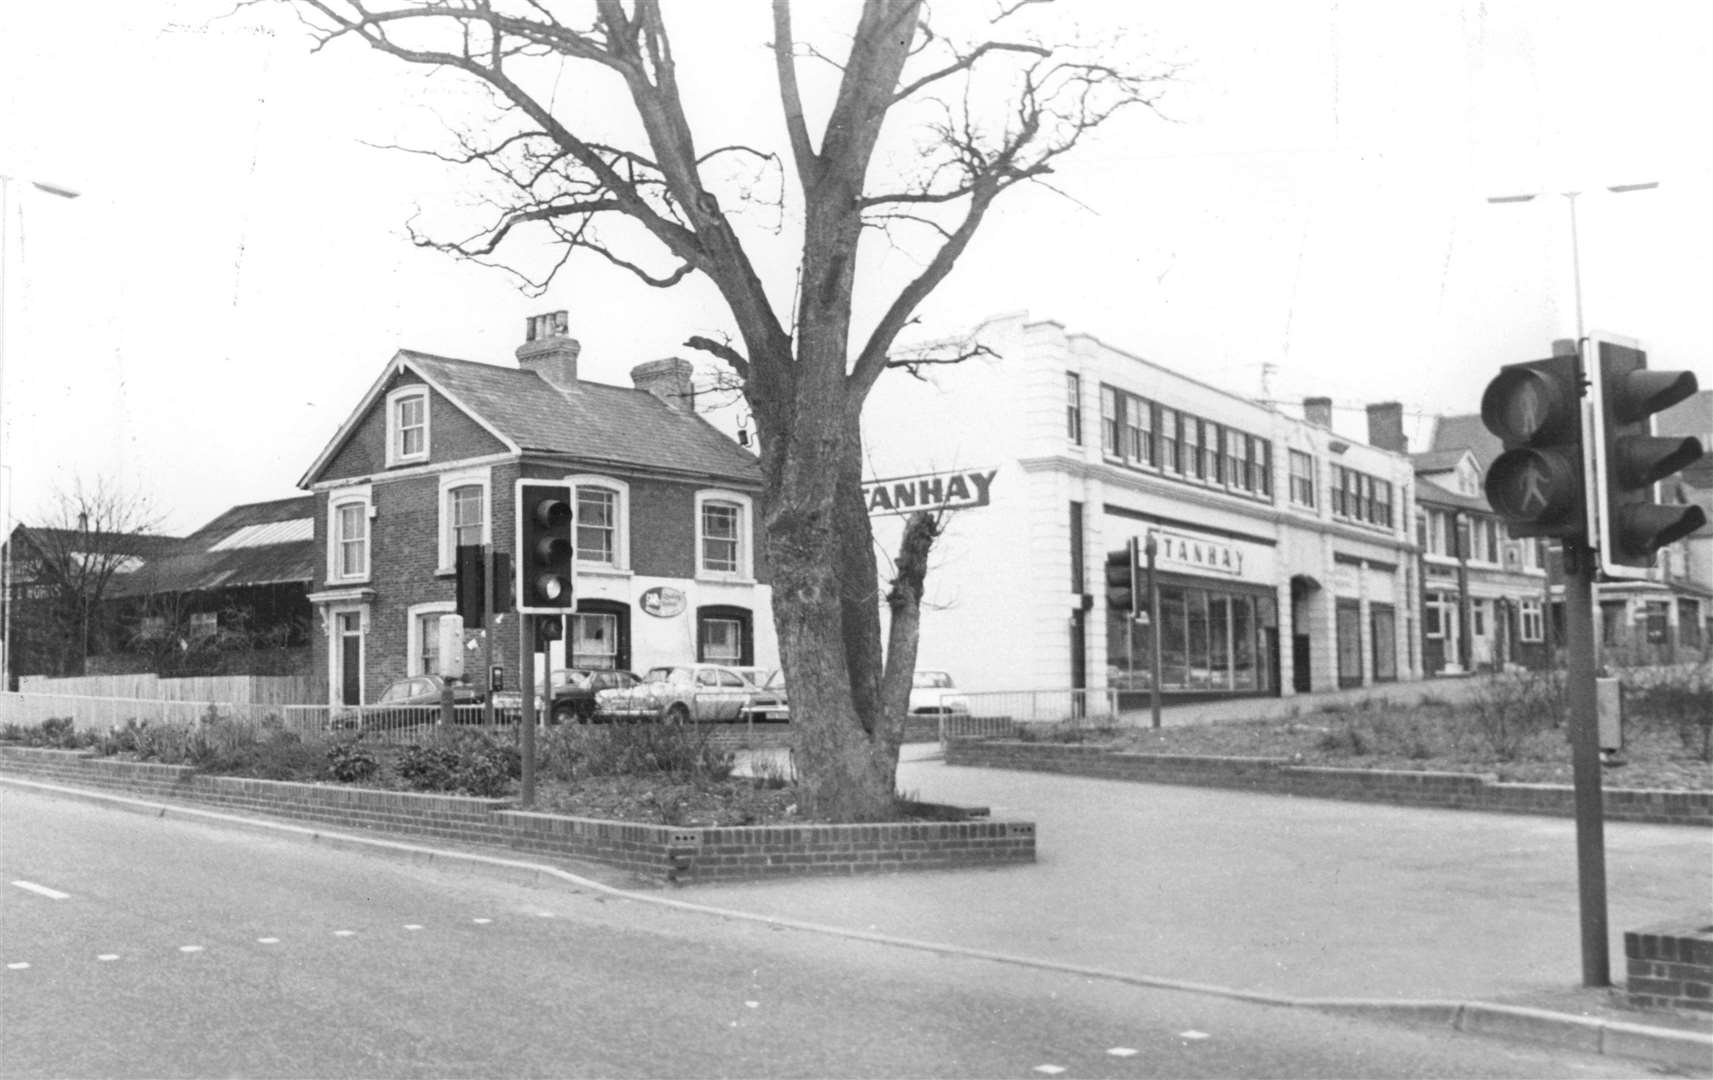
1415, 476, 1490, 513
1411, 448, 1468, 474
1430, 414, 1502, 469
402, 352, 760, 483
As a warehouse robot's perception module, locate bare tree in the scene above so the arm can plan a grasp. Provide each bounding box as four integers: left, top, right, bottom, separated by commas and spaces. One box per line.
266, 0, 1170, 819
7, 479, 166, 679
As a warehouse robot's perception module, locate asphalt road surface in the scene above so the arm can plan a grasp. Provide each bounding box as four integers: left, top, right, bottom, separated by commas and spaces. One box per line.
0, 787, 1658, 1079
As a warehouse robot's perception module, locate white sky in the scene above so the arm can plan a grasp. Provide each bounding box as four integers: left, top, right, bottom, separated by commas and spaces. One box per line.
1, 0, 1709, 536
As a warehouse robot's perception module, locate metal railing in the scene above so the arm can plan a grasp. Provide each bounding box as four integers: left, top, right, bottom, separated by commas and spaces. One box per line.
0, 693, 525, 746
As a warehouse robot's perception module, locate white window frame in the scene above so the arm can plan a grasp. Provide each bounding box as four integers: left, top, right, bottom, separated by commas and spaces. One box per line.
1520, 600, 1544, 643
386, 386, 431, 467
568, 474, 631, 571
570, 611, 619, 669
327, 484, 373, 585
694, 489, 753, 581
1289, 449, 1316, 508
436, 467, 493, 574
327, 605, 369, 708
407, 600, 457, 676
188, 611, 218, 641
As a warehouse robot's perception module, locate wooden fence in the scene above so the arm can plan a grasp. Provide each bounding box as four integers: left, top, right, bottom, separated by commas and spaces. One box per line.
15, 674, 321, 706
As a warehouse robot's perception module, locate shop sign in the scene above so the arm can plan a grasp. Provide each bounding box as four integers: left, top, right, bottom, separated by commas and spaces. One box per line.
1151, 527, 1245, 577
639, 586, 686, 618
862, 468, 997, 516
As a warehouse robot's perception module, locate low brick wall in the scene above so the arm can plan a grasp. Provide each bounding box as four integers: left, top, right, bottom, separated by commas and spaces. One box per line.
0, 747, 1035, 884
1626, 920, 1713, 1013
946, 740, 1711, 826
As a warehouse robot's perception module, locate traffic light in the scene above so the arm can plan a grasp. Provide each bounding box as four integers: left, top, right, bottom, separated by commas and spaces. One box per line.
1105, 539, 1139, 616
515, 480, 574, 614
1589, 336, 1707, 572
1480, 355, 1587, 542
454, 544, 485, 630
533, 614, 564, 653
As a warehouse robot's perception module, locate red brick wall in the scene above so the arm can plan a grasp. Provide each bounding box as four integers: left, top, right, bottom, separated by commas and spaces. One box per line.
946, 740, 1713, 826
320, 372, 509, 480
1626, 921, 1713, 1013
0, 748, 1035, 884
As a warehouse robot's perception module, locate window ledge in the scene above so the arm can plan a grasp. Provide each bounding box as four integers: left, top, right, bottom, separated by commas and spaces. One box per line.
576, 564, 633, 579
695, 574, 757, 587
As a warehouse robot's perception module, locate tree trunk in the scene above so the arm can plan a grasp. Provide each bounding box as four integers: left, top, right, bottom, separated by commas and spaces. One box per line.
878, 510, 939, 794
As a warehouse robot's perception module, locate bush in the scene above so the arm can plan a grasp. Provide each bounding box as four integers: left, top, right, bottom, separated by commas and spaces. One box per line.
0, 717, 98, 749
325, 738, 380, 783
394, 730, 519, 797
1623, 661, 1713, 762
537, 722, 732, 782
1467, 669, 1565, 761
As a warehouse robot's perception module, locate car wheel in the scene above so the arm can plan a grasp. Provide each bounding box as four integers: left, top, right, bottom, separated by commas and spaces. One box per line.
551, 703, 576, 725
575, 701, 598, 723
664, 703, 690, 726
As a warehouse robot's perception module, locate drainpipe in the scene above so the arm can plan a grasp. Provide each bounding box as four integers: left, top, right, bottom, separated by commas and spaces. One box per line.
1456, 515, 1473, 673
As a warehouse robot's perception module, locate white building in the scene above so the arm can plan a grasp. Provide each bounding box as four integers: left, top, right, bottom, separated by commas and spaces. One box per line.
861, 313, 1421, 703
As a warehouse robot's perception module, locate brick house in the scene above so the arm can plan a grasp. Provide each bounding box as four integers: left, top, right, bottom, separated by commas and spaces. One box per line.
296, 312, 775, 708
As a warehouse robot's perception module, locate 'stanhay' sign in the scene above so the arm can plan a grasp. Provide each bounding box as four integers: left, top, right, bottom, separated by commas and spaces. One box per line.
862, 469, 997, 516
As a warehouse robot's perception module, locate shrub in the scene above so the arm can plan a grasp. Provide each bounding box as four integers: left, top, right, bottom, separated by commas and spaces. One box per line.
0, 717, 97, 749
1623, 662, 1713, 762
325, 738, 380, 783
1467, 669, 1565, 761
394, 730, 519, 797
537, 722, 732, 782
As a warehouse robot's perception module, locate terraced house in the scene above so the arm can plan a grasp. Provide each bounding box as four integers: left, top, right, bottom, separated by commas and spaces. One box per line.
298, 312, 776, 709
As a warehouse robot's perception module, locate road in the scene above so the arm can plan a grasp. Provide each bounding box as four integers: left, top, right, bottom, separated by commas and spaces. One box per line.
0, 787, 1655, 1079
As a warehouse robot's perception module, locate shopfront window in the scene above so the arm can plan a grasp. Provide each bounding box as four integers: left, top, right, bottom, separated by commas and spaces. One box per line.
1108, 584, 1272, 695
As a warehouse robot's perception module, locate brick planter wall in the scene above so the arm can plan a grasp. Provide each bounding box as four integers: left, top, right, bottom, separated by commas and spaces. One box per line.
0, 747, 1034, 884
946, 740, 1711, 826
1626, 920, 1713, 1013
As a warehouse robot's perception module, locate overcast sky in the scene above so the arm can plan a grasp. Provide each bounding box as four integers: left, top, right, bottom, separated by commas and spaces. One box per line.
1, 0, 1708, 536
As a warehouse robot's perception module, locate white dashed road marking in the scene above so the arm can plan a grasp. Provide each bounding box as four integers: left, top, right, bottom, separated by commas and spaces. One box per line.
1107, 1047, 1138, 1057
403, 924, 423, 931
10, 880, 70, 900
6, 962, 29, 970
472, 918, 492, 925
333, 930, 356, 937
1032, 1067, 1065, 1076
97, 954, 120, 962
178, 945, 205, 953
257, 938, 280, 945
1179, 1030, 1210, 1040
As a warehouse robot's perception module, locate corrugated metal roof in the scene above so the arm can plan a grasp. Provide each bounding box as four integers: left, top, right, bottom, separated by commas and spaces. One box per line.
208, 518, 313, 551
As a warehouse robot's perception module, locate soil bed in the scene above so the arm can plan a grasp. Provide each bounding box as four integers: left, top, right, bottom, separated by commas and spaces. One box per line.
1031, 714, 1711, 792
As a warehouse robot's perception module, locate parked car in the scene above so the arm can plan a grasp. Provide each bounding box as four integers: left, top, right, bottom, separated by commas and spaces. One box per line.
331, 674, 486, 731
547, 668, 642, 723
908, 669, 970, 714
736, 669, 789, 723
596, 663, 773, 723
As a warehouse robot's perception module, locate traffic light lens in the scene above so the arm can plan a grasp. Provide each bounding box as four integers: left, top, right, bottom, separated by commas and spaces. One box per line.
537, 575, 566, 601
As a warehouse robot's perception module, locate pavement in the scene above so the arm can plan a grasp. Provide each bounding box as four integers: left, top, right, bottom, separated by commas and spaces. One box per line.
6, 682, 1711, 1072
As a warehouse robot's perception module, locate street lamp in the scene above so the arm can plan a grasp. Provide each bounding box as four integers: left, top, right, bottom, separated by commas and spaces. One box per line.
0, 172, 81, 690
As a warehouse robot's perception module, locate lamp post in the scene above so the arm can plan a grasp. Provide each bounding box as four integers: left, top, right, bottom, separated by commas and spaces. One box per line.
0, 172, 81, 691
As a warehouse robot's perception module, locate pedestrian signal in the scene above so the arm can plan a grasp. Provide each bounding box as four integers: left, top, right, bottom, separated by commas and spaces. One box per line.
1480, 355, 1587, 541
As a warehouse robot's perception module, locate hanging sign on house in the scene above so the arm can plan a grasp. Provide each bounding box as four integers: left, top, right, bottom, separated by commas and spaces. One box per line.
640, 586, 686, 618
862, 468, 998, 516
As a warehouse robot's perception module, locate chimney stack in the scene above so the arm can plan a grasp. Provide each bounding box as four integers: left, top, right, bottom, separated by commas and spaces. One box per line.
515, 311, 581, 390
1365, 402, 1408, 453
631, 357, 695, 412
1303, 396, 1334, 428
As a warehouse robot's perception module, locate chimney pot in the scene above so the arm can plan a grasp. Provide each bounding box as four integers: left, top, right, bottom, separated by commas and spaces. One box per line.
515, 310, 580, 389
1304, 396, 1334, 428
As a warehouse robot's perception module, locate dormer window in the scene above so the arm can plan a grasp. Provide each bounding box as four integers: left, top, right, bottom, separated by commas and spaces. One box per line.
387, 387, 430, 466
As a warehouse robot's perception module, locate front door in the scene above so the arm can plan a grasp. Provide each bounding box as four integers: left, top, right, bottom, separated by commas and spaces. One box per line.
336, 611, 363, 706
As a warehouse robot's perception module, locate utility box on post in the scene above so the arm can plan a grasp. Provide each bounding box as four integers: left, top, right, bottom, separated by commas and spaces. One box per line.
1596, 676, 1622, 753
438, 614, 466, 680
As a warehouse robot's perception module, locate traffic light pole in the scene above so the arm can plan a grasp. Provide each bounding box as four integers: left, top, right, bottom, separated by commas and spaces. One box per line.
519, 616, 536, 807
1561, 541, 1609, 987
1146, 533, 1162, 730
